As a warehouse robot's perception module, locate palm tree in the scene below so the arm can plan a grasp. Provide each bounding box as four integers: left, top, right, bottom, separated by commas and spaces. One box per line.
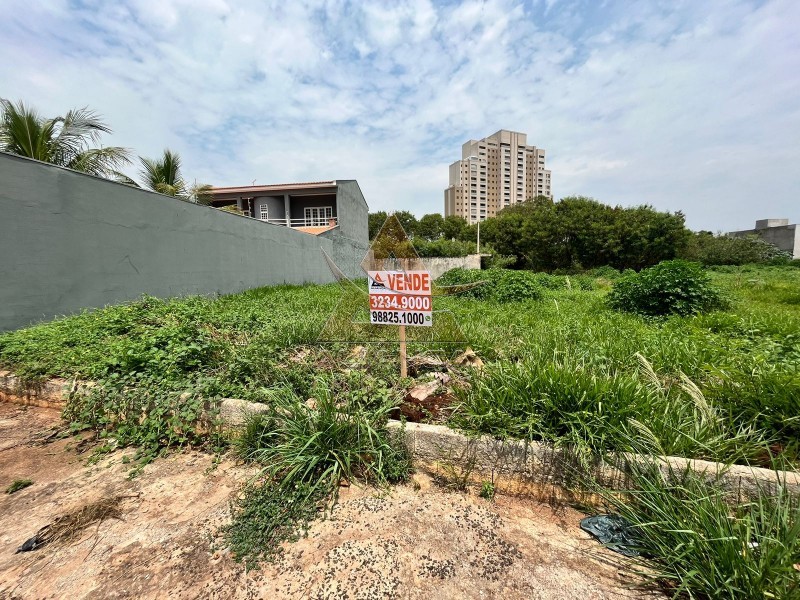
138, 149, 213, 204
0, 98, 130, 179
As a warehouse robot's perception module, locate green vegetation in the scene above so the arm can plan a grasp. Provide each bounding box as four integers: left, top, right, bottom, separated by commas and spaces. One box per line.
1, 266, 797, 468
5, 479, 34, 494
0, 98, 130, 180
226, 389, 411, 564
224, 477, 329, 566
235, 391, 412, 494
64, 373, 224, 473
437, 268, 546, 302
479, 196, 690, 271
479, 481, 495, 501
447, 266, 799, 466
684, 231, 793, 266
598, 458, 800, 599
136, 149, 213, 204
369, 199, 790, 268
607, 260, 728, 317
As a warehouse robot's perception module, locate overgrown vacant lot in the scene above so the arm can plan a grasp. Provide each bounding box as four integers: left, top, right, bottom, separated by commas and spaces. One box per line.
0, 265, 798, 468
3, 264, 800, 599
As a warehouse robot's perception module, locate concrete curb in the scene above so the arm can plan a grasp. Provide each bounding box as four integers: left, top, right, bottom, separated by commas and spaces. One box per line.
385, 421, 800, 501
0, 371, 74, 409
2, 371, 798, 500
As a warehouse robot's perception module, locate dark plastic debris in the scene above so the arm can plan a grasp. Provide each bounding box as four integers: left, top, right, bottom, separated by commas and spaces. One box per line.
15, 534, 42, 553
580, 514, 641, 557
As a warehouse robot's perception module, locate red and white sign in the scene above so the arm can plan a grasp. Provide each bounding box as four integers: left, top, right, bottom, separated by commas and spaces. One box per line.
368, 270, 432, 327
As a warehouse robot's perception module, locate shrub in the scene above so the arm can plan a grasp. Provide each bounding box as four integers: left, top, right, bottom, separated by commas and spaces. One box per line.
587, 265, 623, 279
492, 270, 544, 303
479, 481, 495, 501
683, 232, 791, 266
608, 260, 727, 317
437, 268, 543, 303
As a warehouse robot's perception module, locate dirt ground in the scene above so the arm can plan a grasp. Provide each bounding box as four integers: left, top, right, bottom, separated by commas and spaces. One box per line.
0, 403, 655, 599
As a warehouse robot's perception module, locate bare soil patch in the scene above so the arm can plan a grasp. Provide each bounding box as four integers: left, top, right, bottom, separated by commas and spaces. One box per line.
0, 403, 653, 599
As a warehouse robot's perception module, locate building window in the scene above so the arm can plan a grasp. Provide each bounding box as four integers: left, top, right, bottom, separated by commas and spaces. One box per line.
259, 205, 269, 221
304, 206, 333, 226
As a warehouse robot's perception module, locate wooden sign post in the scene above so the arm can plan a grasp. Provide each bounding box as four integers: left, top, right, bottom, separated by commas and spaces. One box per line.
399, 324, 407, 377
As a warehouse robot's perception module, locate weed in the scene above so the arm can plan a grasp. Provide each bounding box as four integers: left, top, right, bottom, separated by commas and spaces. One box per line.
433, 442, 478, 492
450, 356, 770, 466
64, 373, 223, 475
479, 481, 496, 501
1, 266, 798, 468
227, 393, 412, 564
238, 392, 411, 494
437, 268, 544, 302
224, 477, 327, 566
5, 479, 33, 494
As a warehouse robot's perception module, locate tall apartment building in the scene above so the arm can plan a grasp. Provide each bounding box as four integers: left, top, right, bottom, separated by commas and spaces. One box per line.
444, 130, 552, 223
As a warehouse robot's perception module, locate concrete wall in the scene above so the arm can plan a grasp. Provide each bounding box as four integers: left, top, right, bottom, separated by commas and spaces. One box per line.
0, 153, 368, 331
381, 255, 482, 279
729, 222, 800, 258
254, 196, 285, 221
334, 180, 370, 242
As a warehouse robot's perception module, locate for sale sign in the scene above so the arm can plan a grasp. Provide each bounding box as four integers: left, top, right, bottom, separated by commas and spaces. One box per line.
368, 270, 432, 327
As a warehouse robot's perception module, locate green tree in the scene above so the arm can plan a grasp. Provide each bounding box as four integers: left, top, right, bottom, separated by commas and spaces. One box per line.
680, 232, 790, 265
368, 211, 388, 239
0, 98, 130, 179
392, 210, 418, 237
442, 215, 469, 240
481, 196, 690, 271
614, 206, 691, 270
415, 213, 444, 240
138, 149, 212, 204
527, 194, 554, 207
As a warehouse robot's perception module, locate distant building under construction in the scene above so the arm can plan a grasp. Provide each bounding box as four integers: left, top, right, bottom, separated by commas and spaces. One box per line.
444, 129, 552, 223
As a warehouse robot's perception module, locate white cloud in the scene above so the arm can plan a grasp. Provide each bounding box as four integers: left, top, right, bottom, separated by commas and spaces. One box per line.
0, 0, 797, 230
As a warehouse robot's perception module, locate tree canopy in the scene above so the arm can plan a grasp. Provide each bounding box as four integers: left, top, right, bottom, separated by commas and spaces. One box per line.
0, 98, 130, 179
479, 196, 691, 271
369, 197, 692, 270
138, 149, 212, 204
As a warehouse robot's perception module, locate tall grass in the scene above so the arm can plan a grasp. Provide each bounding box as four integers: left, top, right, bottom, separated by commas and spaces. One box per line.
236, 390, 411, 495
450, 355, 769, 465
227, 390, 412, 563
599, 458, 800, 599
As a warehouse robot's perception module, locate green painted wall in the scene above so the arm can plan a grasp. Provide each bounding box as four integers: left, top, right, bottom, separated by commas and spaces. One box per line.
0, 153, 368, 331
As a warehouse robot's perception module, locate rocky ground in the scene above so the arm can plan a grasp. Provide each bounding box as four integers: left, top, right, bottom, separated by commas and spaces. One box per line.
0, 403, 656, 599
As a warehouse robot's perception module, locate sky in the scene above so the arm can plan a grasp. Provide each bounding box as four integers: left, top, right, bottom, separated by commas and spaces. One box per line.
1, 0, 797, 231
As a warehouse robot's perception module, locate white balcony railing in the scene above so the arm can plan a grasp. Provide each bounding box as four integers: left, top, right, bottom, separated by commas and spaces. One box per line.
262, 217, 338, 228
